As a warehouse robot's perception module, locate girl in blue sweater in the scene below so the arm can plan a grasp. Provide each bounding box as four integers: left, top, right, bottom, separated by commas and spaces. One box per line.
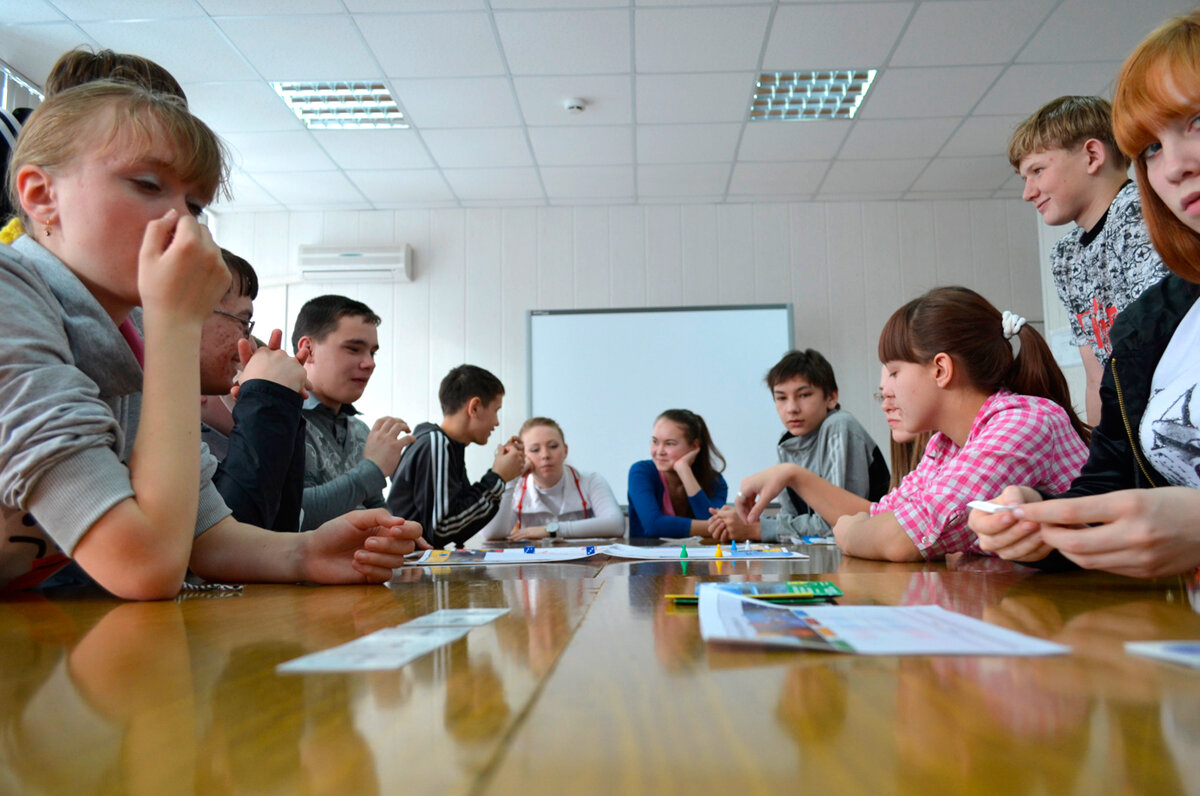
627, 409, 728, 538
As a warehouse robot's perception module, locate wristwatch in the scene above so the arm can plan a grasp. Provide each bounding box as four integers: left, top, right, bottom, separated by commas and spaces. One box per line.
546, 521, 560, 539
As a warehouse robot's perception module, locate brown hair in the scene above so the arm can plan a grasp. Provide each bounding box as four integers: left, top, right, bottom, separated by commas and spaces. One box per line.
519, 416, 565, 443
1008, 95, 1129, 170
45, 48, 186, 100
7, 80, 227, 226
1112, 10, 1200, 283
889, 432, 931, 491
656, 408, 725, 497
878, 287, 1089, 444
766, 348, 839, 402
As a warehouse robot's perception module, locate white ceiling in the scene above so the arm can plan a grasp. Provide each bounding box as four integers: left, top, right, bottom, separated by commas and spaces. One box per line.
1, 0, 1193, 212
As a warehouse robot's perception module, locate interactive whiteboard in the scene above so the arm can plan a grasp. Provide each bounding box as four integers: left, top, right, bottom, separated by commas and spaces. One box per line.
528, 305, 794, 508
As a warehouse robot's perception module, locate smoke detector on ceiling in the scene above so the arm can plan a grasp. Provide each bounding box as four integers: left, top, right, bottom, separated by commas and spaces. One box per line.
563, 97, 587, 114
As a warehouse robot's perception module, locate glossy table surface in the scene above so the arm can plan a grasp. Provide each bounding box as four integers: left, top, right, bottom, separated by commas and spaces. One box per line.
2, 543, 1199, 795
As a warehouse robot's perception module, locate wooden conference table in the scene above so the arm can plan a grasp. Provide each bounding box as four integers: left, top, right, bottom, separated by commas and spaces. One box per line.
2, 542, 1198, 796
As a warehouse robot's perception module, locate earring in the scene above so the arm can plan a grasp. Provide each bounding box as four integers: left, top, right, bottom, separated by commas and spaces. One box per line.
44, 227, 50, 237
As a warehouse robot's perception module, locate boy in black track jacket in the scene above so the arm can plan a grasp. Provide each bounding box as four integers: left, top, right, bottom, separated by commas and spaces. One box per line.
387, 365, 524, 548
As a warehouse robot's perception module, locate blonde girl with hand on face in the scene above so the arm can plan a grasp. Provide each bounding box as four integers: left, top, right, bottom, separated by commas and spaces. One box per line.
738, 287, 1090, 562
0, 79, 421, 599
971, 11, 1200, 578
481, 417, 624, 542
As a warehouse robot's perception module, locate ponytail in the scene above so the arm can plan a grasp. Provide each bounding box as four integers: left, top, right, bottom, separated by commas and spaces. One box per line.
657, 408, 726, 496
1007, 325, 1090, 443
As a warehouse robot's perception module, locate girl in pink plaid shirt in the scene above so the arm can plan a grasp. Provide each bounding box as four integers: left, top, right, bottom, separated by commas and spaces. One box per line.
738, 287, 1090, 561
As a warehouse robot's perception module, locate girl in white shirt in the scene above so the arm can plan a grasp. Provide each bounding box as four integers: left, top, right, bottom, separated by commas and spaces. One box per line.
483, 418, 624, 541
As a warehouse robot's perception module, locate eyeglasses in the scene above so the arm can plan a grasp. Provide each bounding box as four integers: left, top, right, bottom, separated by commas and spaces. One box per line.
212, 309, 255, 339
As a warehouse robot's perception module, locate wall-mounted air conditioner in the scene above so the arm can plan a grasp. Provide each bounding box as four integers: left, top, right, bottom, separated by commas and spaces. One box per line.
298, 244, 413, 282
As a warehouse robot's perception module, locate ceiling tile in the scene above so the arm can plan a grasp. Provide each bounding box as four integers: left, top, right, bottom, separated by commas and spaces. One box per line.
839, 117, 959, 159
346, 0, 485, 10
514, 75, 633, 125
80, 19, 257, 83
635, 0, 764, 5
0, 0, 66, 24
215, 15, 382, 81
0, 23, 100, 85
346, 170, 456, 204
185, 81, 303, 133
357, 12, 505, 78
529, 126, 632, 166
637, 164, 729, 197
52, 0, 203, 20
443, 167, 545, 200
764, 3, 914, 70
975, 62, 1124, 116
818, 192, 904, 202
905, 190, 997, 201
1019, 0, 1197, 63
312, 129, 434, 170
200, 0, 345, 13
636, 123, 742, 164
737, 120, 850, 162
940, 114, 1025, 158
542, 166, 634, 199
392, 77, 522, 128
635, 6, 770, 73
821, 158, 927, 194
494, 0, 625, 6
422, 128, 533, 168
222, 130, 336, 172
728, 161, 827, 196
638, 195, 724, 205
857, 65, 1003, 119
911, 155, 1012, 192
890, 0, 1056, 67
636, 73, 755, 124
495, 9, 630, 75
252, 171, 368, 207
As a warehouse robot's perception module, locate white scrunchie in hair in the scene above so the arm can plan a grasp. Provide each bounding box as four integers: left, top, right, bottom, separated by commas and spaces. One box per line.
1001, 310, 1027, 340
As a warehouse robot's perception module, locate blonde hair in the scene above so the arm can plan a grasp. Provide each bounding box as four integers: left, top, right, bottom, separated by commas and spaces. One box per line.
7, 80, 227, 225
1112, 10, 1200, 282
1007, 95, 1129, 171
519, 416, 565, 443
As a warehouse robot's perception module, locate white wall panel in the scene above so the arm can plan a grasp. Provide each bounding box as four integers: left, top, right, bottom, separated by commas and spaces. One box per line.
645, 206, 682, 306
752, 204, 790, 304
213, 196, 1043, 490
680, 205, 719, 306
716, 204, 755, 305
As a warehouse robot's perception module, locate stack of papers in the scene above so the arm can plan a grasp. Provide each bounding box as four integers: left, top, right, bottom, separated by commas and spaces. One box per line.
698, 587, 1068, 656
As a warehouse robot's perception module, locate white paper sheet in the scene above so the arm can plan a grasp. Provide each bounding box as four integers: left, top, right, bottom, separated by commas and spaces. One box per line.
277, 626, 469, 673
403, 608, 510, 628
601, 543, 807, 561
411, 547, 601, 565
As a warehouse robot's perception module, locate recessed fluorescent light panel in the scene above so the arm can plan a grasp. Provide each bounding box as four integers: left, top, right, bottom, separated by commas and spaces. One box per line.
272, 81, 409, 129
1, 61, 44, 107
750, 70, 877, 121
